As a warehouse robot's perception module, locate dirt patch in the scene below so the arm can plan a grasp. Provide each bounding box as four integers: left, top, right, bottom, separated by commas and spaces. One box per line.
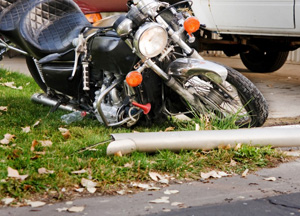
264, 116, 300, 127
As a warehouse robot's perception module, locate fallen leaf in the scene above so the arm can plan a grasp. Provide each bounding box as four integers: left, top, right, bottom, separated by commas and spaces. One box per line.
66, 201, 73, 205
165, 127, 175, 132
87, 187, 96, 193
171, 202, 184, 206
56, 207, 68, 212
38, 168, 54, 174
74, 188, 84, 193
1, 81, 23, 90
124, 162, 133, 168
263, 177, 276, 182
81, 178, 97, 188
27, 201, 46, 208
242, 169, 249, 178
71, 169, 87, 174
164, 189, 179, 195
21, 126, 31, 133
0, 106, 8, 112
117, 190, 126, 195
114, 151, 122, 157
7, 167, 28, 181
149, 172, 169, 184
0, 134, 15, 145
40, 140, 52, 147
234, 143, 242, 151
218, 144, 231, 150
149, 196, 169, 204
32, 120, 41, 128
201, 170, 230, 180
131, 182, 160, 191
30, 140, 39, 151
229, 159, 237, 167
68, 206, 85, 213
2, 198, 15, 205
149, 172, 164, 181
59, 128, 71, 139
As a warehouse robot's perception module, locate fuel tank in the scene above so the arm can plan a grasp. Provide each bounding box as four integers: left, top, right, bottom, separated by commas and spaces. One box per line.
90, 34, 136, 75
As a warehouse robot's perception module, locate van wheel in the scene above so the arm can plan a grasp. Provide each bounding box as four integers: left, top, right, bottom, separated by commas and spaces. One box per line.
240, 50, 289, 72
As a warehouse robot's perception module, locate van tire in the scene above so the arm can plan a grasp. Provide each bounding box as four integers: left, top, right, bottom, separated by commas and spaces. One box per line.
240, 50, 289, 72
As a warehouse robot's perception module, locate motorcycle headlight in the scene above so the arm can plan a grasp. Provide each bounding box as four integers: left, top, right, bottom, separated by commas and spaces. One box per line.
134, 23, 168, 58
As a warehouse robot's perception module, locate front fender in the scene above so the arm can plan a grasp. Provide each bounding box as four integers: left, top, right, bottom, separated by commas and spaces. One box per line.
167, 58, 228, 84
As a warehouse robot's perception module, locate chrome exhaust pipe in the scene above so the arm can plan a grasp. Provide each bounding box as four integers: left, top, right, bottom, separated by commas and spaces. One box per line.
31, 93, 79, 112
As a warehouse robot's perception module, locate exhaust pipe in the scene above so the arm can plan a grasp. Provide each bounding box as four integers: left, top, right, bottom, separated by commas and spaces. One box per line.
31, 93, 80, 112
107, 125, 300, 155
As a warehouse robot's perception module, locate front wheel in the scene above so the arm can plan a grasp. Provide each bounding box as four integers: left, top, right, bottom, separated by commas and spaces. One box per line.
240, 50, 289, 72
186, 64, 268, 127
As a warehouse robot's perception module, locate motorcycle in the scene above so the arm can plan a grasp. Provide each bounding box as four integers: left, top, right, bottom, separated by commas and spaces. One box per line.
0, 0, 268, 127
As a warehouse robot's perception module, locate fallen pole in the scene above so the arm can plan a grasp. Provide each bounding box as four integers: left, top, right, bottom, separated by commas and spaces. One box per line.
107, 125, 300, 155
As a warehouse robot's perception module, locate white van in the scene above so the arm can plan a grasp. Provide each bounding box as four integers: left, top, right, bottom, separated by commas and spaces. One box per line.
191, 0, 300, 72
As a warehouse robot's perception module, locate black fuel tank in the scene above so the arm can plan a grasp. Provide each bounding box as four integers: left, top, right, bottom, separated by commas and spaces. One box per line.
90, 35, 136, 75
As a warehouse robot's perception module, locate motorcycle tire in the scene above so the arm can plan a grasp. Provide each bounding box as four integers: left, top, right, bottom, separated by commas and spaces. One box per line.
188, 63, 268, 127
26, 56, 47, 93
223, 64, 268, 127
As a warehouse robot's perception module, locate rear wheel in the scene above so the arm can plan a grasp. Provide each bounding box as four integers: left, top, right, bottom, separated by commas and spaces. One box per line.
240, 50, 289, 72
186, 64, 268, 127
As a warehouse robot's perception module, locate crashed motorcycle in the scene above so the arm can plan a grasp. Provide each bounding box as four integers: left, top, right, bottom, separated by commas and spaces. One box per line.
0, 0, 268, 127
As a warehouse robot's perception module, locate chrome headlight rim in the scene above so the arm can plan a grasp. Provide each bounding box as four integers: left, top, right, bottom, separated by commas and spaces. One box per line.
133, 22, 168, 58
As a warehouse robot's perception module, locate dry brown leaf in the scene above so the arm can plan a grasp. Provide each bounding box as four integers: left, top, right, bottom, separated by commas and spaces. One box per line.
114, 151, 122, 157
165, 127, 175, 132
0, 106, 8, 112
40, 140, 52, 147
242, 169, 249, 178
0, 134, 15, 145
149, 172, 169, 184
171, 202, 184, 206
74, 188, 84, 193
31, 140, 39, 152
38, 168, 54, 174
201, 170, 231, 179
218, 144, 231, 150
21, 126, 31, 133
58, 128, 71, 139
68, 206, 85, 213
234, 143, 242, 151
7, 167, 28, 181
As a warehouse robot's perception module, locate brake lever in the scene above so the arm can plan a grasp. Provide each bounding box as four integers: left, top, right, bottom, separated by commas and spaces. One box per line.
69, 34, 87, 81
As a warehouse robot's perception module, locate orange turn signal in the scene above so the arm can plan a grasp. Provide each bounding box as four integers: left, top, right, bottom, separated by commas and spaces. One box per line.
184, 17, 200, 35
126, 71, 143, 87
85, 13, 102, 24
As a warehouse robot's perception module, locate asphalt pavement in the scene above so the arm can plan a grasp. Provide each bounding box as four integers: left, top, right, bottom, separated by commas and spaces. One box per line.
1, 55, 300, 215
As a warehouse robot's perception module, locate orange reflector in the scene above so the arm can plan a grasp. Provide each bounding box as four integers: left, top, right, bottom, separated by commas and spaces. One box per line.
126, 71, 143, 87
184, 17, 200, 35
85, 13, 102, 24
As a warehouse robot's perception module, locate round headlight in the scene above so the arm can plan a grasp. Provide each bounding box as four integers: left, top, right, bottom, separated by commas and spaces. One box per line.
134, 23, 168, 58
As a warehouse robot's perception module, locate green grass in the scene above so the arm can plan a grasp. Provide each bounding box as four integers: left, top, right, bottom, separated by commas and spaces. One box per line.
0, 69, 284, 203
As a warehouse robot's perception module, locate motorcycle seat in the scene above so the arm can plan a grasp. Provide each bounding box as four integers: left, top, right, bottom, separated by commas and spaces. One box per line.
18, 0, 91, 59
0, 0, 39, 41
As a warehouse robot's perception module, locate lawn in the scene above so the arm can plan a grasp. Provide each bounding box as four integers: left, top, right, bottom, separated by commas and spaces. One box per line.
0, 68, 284, 205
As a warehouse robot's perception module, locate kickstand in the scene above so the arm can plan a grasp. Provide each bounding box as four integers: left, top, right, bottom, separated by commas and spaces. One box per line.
49, 98, 70, 113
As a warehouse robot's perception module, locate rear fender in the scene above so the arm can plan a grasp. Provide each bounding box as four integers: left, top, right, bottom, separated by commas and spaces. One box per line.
167, 58, 228, 83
